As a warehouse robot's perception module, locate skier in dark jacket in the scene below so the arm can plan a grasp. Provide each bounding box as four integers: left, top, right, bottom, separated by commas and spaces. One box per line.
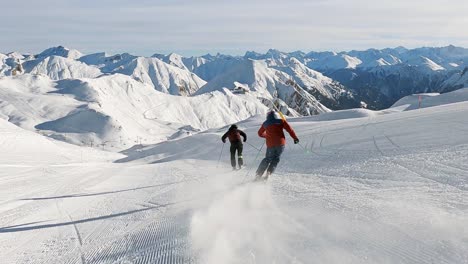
222, 124, 247, 170
255, 111, 299, 180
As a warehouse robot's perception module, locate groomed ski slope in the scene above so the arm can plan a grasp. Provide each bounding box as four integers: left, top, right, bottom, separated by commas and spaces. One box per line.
1, 92, 468, 263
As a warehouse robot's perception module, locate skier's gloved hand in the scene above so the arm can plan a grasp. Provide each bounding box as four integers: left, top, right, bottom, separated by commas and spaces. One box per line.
243, 139, 246, 142
222, 139, 226, 143
294, 138, 299, 144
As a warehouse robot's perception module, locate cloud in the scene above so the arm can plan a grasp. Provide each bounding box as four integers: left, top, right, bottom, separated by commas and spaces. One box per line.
1, 0, 467, 55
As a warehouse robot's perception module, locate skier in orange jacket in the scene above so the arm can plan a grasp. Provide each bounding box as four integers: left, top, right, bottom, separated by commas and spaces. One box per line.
255, 111, 299, 180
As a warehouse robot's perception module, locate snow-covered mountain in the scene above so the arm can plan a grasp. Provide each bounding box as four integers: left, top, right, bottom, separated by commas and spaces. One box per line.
0, 73, 266, 150
0, 52, 25, 76
285, 46, 468, 109
272, 58, 357, 109
240, 45, 468, 109
22, 56, 102, 80
307, 53, 363, 70
196, 58, 333, 116
346, 48, 402, 68
3, 47, 207, 96
441, 66, 468, 90
403, 56, 445, 72
0, 53, 8, 75
1, 45, 468, 151
79, 51, 207, 96
3, 46, 353, 115
0, 46, 356, 150
115, 57, 206, 95
4, 45, 467, 111
261, 45, 468, 72
36, 46, 83, 60
152, 52, 190, 71
401, 45, 468, 70
196, 56, 360, 114
190, 54, 243, 82
244, 49, 293, 67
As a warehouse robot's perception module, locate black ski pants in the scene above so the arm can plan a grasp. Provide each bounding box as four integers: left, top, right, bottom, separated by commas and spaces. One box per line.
230, 141, 244, 168
256, 145, 285, 176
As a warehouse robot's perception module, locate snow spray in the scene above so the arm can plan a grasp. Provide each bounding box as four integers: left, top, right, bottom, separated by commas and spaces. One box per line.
189, 183, 298, 264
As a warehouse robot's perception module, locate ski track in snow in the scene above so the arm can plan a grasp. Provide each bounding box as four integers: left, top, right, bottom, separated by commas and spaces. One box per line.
1, 100, 468, 263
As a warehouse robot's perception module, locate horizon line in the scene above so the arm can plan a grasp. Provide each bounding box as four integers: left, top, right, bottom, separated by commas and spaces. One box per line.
2, 44, 467, 58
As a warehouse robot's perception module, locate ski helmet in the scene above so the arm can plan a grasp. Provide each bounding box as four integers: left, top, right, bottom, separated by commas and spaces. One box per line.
267, 110, 281, 120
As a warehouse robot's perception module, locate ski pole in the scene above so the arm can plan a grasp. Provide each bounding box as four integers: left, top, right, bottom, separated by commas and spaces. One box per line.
245, 141, 261, 151
242, 142, 265, 183
216, 142, 225, 168
298, 142, 310, 154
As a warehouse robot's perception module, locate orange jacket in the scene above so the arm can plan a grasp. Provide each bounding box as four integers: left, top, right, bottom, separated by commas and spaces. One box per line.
258, 116, 298, 147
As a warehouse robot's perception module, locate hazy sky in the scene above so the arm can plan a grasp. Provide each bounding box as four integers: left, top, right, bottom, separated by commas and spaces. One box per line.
1, 0, 467, 56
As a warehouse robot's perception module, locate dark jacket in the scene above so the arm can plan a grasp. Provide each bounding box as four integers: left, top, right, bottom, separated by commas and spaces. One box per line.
222, 127, 247, 143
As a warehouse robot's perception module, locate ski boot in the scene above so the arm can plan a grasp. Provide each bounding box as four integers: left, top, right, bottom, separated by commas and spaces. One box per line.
254, 173, 263, 181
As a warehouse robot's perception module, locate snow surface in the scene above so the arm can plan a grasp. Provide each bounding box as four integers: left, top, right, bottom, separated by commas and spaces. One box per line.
392, 88, 468, 110
1, 88, 468, 263
0, 118, 121, 165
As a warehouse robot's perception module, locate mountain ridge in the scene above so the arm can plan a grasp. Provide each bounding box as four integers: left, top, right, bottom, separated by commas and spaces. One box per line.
1, 45, 467, 150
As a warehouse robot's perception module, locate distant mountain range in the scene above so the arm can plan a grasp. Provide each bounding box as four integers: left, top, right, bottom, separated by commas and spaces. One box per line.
244, 45, 468, 108
3, 45, 467, 110
1, 45, 467, 149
